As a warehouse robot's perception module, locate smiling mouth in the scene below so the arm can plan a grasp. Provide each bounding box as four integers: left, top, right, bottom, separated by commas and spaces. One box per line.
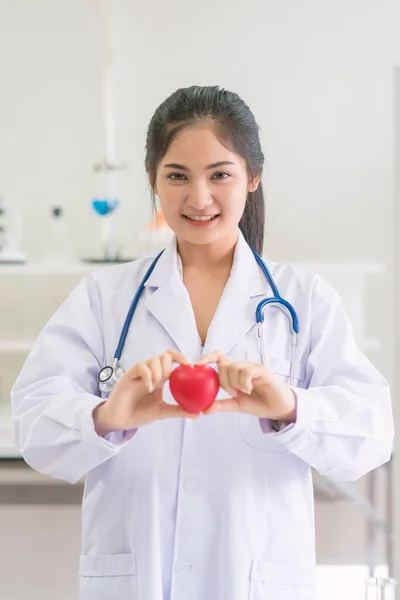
183, 215, 220, 222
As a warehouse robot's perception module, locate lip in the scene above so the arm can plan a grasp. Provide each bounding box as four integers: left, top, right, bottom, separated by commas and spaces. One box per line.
182, 214, 220, 227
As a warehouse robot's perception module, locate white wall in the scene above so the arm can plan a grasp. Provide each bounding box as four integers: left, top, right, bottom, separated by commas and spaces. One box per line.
113, 0, 396, 262
0, 0, 103, 261
0, 0, 399, 597
0, 0, 398, 264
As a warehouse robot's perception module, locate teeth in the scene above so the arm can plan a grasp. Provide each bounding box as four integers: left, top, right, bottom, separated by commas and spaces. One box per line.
186, 215, 216, 221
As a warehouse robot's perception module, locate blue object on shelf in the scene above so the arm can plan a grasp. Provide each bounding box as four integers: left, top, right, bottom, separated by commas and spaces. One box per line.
91, 198, 119, 216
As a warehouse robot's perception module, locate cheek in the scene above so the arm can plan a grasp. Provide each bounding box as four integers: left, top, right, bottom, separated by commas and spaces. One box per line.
157, 190, 187, 232
157, 183, 182, 211
219, 183, 248, 214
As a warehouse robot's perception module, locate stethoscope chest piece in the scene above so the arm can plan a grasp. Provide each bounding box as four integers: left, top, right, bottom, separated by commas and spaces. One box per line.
97, 359, 125, 393
98, 366, 113, 383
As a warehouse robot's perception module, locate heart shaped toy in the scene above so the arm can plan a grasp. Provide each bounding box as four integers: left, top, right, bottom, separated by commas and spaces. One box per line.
169, 364, 219, 413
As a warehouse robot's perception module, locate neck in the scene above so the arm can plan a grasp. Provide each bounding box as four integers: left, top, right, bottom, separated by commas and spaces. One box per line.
177, 231, 239, 271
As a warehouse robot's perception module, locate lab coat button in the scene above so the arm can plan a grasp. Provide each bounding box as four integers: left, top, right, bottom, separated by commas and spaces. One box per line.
175, 562, 192, 574
184, 479, 199, 493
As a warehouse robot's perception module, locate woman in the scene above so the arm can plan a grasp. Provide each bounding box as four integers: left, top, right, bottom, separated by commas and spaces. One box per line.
11, 86, 394, 600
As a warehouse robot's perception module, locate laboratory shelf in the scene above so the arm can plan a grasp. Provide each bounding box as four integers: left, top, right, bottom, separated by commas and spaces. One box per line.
0, 340, 34, 353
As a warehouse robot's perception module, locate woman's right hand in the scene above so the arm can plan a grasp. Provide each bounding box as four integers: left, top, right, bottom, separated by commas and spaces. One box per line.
93, 350, 198, 436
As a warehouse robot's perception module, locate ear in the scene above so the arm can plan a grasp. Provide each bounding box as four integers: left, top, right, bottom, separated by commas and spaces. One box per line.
248, 176, 261, 193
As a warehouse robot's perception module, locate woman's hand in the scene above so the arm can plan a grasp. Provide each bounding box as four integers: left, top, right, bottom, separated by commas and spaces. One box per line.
195, 351, 297, 422
93, 350, 199, 435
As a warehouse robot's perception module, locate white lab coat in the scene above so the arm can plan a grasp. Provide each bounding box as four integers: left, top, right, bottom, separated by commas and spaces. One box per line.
11, 231, 393, 600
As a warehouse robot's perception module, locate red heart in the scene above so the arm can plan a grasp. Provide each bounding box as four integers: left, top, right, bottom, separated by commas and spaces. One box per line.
169, 364, 220, 413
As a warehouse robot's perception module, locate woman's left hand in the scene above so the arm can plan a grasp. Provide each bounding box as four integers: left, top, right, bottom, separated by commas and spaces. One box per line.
195, 351, 297, 423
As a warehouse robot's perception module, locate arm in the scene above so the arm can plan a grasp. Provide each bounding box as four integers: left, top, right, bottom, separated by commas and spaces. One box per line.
272, 278, 394, 481
11, 275, 131, 484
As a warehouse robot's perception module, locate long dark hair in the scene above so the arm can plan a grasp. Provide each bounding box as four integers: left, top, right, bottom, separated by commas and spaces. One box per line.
145, 85, 265, 254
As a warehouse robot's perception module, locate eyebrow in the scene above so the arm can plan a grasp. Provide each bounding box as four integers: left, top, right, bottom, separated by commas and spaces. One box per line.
163, 161, 235, 171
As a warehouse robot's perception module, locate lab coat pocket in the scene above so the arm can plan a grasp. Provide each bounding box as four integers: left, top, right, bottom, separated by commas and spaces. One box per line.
79, 553, 138, 600
264, 356, 306, 385
249, 559, 316, 600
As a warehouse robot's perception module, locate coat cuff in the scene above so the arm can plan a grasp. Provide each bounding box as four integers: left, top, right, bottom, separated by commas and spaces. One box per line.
87, 399, 138, 448
261, 386, 321, 451
260, 386, 298, 434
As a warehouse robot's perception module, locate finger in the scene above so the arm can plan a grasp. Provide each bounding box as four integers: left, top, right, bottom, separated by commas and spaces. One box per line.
131, 363, 153, 392
237, 364, 255, 394
203, 398, 240, 414
159, 402, 200, 420
218, 362, 237, 397
147, 357, 163, 389
159, 352, 173, 384
239, 364, 268, 389
225, 363, 244, 393
195, 350, 228, 366
165, 350, 190, 365
227, 362, 264, 394
124, 351, 188, 389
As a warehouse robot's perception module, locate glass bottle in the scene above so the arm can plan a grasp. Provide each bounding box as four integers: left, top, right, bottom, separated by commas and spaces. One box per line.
365, 577, 397, 600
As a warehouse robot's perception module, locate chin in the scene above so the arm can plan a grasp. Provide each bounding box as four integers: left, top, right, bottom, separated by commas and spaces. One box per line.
178, 233, 218, 246
177, 225, 238, 247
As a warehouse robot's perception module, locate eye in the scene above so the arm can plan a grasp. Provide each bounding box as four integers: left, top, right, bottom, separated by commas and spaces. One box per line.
167, 173, 187, 181
211, 172, 230, 180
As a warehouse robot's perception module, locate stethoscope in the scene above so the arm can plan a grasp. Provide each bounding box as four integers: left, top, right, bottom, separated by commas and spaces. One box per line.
97, 250, 299, 393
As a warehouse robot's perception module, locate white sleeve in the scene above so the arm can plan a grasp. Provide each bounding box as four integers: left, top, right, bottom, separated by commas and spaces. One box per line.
270, 278, 394, 482
11, 275, 133, 484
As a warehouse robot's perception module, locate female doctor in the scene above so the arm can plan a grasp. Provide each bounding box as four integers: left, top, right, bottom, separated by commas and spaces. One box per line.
12, 86, 394, 600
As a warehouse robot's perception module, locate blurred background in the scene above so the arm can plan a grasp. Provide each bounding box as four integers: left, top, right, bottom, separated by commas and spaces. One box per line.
0, 0, 399, 598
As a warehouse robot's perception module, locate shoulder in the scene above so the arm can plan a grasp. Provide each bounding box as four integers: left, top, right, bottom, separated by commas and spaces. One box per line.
79, 254, 159, 304
90, 254, 158, 285
262, 258, 341, 307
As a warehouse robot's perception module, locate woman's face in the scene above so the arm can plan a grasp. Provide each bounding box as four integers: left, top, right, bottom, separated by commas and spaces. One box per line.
154, 124, 259, 246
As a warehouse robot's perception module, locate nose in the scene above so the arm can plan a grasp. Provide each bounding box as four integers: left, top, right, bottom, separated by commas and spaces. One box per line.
185, 180, 213, 210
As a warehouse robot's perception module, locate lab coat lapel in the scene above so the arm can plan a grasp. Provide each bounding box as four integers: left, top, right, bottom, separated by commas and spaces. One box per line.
144, 237, 200, 360
203, 232, 271, 357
